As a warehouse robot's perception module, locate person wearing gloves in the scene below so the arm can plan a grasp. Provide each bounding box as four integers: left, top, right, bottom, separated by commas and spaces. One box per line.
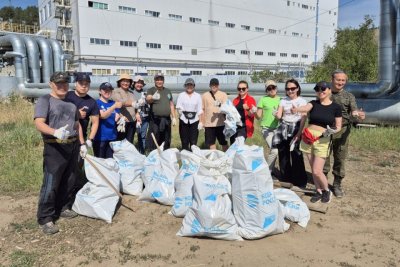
256, 80, 281, 175
272, 78, 308, 188
175, 78, 203, 151
291, 81, 342, 203
230, 80, 257, 144
146, 73, 176, 150
93, 82, 123, 158
131, 75, 149, 154
34, 72, 85, 235
200, 78, 228, 151
112, 73, 139, 143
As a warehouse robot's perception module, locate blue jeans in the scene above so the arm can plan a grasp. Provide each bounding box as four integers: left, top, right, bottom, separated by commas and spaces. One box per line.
136, 118, 149, 154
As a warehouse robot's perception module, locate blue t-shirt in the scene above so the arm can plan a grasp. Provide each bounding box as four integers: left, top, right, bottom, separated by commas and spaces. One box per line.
95, 99, 119, 141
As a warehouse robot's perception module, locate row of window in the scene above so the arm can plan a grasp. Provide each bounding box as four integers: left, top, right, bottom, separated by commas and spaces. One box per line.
287, 1, 337, 15
225, 49, 309, 58
39, 1, 52, 24
91, 69, 250, 76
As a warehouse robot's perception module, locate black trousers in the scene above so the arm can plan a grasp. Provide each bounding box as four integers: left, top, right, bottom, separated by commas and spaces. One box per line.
37, 141, 80, 225
229, 126, 247, 145
277, 137, 307, 187
179, 119, 199, 151
117, 121, 135, 144
147, 116, 171, 151
93, 140, 114, 159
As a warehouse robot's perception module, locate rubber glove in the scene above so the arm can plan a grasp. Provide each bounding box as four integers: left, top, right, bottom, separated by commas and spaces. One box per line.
85, 139, 93, 148
80, 145, 88, 158
250, 106, 257, 114
117, 117, 126, 132
323, 125, 338, 137
54, 124, 70, 140
172, 117, 177, 126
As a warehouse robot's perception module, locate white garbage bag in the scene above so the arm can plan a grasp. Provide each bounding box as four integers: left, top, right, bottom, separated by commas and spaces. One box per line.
170, 149, 202, 217
110, 139, 146, 196
274, 188, 310, 228
72, 155, 120, 223
232, 144, 289, 239
220, 100, 243, 138
139, 145, 180, 205
177, 150, 242, 241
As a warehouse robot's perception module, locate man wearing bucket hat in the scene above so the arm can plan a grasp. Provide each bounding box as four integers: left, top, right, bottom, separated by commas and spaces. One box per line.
131, 75, 149, 154
146, 73, 176, 150
113, 73, 140, 143
176, 78, 203, 151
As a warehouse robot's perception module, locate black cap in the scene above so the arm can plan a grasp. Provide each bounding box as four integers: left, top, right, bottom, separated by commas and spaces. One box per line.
99, 82, 114, 90
50, 71, 69, 83
75, 72, 91, 83
209, 78, 219, 86
314, 81, 329, 91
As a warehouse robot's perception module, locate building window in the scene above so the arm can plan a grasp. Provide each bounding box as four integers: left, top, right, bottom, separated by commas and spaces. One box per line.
189, 17, 202, 23
166, 70, 180, 76
92, 68, 111, 75
238, 71, 248, 75
280, 53, 288, 57
116, 69, 134, 75
225, 71, 235, 75
241, 25, 250, 31
148, 70, 162, 76
119, 6, 136, 13
169, 44, 182, 50
302, 54, 309, 59
145, 10, 160, 17
190, 70, 202, 75
146, 43, 161, 49
255, 51, 263, 56
208, 20, 219, 26
169, 14, 182, 20
225, 49, 235, 54
287, 1, 290, 6
88, 1, 108, 10
268, 52, 276, 56
334, 12, 337, 15
191, 49, 197, 55
225, 22, 235, 28
241, 50, 250, 55
302, 4, 308, 9
269, 29, 277, 34
90, 38, 110, 45
255, 27, 264, 32
292, 32, 299, 37
120, 40, 137, 47
291, 54, 298, 58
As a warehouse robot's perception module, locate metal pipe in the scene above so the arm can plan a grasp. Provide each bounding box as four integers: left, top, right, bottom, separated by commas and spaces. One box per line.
22, 35, 41, 83
0, 34, 28, 83
48, 39, 64, 72
35, 37, 54, 83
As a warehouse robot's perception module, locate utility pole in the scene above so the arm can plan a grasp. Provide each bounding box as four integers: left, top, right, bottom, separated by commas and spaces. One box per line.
136, 35, 142, 74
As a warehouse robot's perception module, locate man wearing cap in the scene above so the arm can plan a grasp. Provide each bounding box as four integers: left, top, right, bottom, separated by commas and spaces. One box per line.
176, 78, 203, 151
146, 73, 176, 150
200, 78, 228, 151
34, 71, 86, 235
131, 75, 149, 154
323, 70, 366, 198
113, 74, 140, 143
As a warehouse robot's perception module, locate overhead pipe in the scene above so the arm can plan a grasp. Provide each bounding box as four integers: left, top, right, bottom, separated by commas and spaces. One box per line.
22, 35, 41, 83
48, 39, 64, 72
35, 37, 54, 83
0, 34, 28, 83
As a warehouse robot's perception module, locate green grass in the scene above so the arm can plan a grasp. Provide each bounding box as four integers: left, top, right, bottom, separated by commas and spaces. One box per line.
10, 250, 37, 267
0, 96, 399, 194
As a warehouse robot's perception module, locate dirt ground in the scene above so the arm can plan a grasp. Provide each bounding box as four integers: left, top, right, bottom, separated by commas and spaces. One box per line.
0, 148, 399, 267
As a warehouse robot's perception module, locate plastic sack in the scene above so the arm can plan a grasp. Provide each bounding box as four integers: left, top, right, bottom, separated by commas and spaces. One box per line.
177, 150, 242, 241
139, 145, 180, 205
274, 188, 310, 228
220, 100, 243, 138
72, 155, 120, 223
170, 149, 202, 217
231, 144, 288, 239
110, 139, 146, 196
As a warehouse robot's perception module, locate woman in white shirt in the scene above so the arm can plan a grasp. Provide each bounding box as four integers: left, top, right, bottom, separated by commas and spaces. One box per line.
272, 78, 308, 187
176, 78, 203, 151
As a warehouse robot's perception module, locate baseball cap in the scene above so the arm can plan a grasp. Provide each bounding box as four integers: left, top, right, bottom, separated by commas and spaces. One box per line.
265, 80, 277, 88
209, 78, 219, 86
75, 72, 91, 83
154, 73, 164, 80
50, 71, 69, 83
314, 81, 330, 91
184, 78, 195, 86
99, 82, 114, 90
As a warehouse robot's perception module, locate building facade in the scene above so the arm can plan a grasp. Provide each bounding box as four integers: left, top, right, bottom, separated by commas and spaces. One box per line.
38, 0, 338, 76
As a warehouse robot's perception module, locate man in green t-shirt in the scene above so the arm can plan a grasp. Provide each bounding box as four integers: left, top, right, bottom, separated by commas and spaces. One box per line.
256, 80, 281, 174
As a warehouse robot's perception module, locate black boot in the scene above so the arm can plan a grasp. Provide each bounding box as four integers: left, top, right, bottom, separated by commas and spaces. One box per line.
333, 176, 344, 198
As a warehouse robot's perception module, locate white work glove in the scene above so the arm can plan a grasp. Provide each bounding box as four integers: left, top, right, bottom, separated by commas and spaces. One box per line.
289, 136, 298, 152
272, 108, 278, 117
250, 106, 257, 114
53, 124, 70, 140
80, 145, 88, 158
323, 125, 338, 137
152, 91, 160, 100
85, 139, 92, 148
117, 117, 126, 132
136, 121, 141, 128
138, 98, 145, 106
197, 122, 204, 131
172, 117, 177, 126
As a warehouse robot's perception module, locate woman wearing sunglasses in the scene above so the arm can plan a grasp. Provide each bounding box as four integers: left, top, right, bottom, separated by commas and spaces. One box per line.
230, 80, 257, 144
272, 78, 307, 187
291, 81, 342, 203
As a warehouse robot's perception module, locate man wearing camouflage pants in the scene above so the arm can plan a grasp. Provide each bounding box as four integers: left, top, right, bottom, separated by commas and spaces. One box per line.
324, 70, 365, 198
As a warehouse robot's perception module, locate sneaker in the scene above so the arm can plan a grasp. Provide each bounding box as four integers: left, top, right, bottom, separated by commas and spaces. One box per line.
310, 192, 322, 203
333, 184, 345, 198
60, 209, 78, 219
321, 190, 332, 203
40, 222, 59, 235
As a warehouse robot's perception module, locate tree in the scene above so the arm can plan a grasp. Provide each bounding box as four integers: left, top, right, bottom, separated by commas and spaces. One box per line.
0, 6, 39, 25
251, 70, 291, 83
306, 16, 378, 83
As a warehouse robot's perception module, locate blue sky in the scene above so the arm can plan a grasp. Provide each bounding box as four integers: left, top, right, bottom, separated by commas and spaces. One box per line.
0, 0, 380, 29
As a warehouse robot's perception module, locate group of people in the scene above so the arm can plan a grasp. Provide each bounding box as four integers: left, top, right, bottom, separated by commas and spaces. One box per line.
33, 69, 364, 234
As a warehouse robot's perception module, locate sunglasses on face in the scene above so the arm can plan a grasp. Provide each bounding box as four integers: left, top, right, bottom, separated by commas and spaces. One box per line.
237, 87, 247, 92
266, 86, 277, 91
285, 87, 297, 91
314, 86, 329, 92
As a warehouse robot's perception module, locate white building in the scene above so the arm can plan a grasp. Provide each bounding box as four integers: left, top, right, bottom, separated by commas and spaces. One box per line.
38, 0, 338, 77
